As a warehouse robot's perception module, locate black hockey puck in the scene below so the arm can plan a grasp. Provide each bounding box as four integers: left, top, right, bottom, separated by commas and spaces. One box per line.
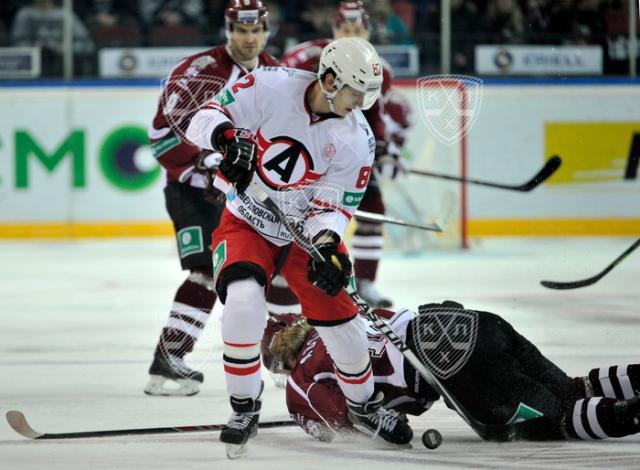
421, 429, 442, 449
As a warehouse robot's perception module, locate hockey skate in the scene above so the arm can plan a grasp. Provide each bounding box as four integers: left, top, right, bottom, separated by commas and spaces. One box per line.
144, 353, 204, 396
614, 395, 640, 429
357, 280, 393, 308
221, 392, 262, 459
347, 391, 414, 446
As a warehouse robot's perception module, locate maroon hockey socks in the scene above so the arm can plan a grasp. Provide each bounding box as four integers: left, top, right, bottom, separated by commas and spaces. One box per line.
156, 274, 217, 358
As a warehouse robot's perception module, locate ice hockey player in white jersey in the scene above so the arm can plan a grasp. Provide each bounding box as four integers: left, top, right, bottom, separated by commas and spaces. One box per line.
184, 37, 413, 456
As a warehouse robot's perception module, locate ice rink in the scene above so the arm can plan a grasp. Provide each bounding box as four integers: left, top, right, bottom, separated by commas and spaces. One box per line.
1, 236, 638, 469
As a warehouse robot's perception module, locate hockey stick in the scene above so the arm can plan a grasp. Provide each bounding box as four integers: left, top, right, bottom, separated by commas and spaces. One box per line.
541, 237, 640, 290
5, 410, 295, 440
246, 181, 554, 442
355, 189, 455, 233
409, 155, 562, 192
355, 210, 441, 231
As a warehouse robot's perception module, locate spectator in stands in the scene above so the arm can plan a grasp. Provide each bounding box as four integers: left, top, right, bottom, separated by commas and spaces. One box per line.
524, 0, 552, 37
546, 0, 604, 45
369, 0, 412, 44
298, 0, 335, 37
547, 0, 575, 38
572, 0, 606, 44
201, 0, 227, 42
90, 0, 140, 28
413, 0, 477, 72
450, 0, 479, 72
483, 0, 525, 43
139, 0, 205, 29
10, 0, 94, 77
87, 0, 143, 48
0, 1, 21, 44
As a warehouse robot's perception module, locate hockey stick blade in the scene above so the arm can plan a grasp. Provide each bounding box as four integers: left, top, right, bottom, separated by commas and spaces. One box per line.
409, 155, 562, 192
6, 410, 295, 440
541, 237, 640, 290
6, 411, 42, 439
434, 190, 456, 232
355, 210, 442, 232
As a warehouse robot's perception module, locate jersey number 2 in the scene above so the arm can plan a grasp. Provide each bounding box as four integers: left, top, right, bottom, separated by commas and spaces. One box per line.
231, 74, 255, 93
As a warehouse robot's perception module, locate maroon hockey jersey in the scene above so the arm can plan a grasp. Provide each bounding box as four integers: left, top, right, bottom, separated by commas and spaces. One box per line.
149, 46, 279, 184
285, 308, 435, 441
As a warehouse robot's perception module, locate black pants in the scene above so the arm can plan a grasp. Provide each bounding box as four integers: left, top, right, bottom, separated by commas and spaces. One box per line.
164, 182, 225, 270
406, 302, 577, 430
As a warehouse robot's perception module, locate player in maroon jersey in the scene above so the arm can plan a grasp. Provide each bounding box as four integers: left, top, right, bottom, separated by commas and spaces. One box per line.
262, 304, 640, 443
144, 0, 293, 397
282, 1, 411, 309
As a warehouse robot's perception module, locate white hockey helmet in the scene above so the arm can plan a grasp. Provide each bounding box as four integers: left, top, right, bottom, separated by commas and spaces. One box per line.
318, 37, 383, 111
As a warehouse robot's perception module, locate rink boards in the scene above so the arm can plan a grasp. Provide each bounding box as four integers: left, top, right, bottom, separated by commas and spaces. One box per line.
0, 79, 639, 239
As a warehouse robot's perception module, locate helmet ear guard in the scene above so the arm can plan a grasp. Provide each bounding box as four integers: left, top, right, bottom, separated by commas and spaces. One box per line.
317, 37, 383, 112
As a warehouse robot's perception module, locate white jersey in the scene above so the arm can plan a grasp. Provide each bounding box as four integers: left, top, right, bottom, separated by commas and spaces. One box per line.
186, 66, 376, 246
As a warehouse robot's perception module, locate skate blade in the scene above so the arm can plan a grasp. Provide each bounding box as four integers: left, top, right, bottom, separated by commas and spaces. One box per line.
225, 442, 249, 459
144, 376, 201, 396
269, 372, 287, 389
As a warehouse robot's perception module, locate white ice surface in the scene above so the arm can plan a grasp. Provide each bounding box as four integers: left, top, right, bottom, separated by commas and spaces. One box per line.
0, 237, 639, 469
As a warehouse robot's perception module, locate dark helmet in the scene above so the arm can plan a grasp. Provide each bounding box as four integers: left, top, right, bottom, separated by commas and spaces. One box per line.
260, 313, 303, 375
334, 1, 370, 29
225, 0, 269, 29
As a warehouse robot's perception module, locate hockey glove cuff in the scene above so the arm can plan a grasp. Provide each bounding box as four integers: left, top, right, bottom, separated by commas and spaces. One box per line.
307, 231, 352, 297
213, 124, 257, 194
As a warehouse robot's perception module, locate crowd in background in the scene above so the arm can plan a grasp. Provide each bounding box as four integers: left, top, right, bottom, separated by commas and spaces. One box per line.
0, 0, 636, 77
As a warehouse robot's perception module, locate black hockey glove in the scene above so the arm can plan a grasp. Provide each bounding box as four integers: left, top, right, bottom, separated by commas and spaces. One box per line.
194, 150, 225, 205
307, 231, 352, 297
212, 124, 257, 194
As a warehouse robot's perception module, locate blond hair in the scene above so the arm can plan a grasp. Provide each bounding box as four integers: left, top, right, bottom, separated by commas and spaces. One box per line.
269, 318, 313, 369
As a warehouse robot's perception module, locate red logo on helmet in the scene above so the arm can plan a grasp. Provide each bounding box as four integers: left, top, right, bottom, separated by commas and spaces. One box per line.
334, 1, 369, 28
372, 63, 382, 76
225, 0, 268, 24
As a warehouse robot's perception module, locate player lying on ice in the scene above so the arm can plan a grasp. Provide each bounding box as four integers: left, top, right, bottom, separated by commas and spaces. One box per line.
262, 301, 640, 443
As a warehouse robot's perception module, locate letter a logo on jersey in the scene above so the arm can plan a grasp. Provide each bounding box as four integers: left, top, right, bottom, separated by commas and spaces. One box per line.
255, 130, 322, 190
410, 306, 478, 380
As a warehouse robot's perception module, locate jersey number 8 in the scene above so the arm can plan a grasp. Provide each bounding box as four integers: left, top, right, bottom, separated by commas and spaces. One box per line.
356, 166, 372, 189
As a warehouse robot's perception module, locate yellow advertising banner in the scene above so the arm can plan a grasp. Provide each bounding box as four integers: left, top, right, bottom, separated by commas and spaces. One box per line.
545, 122, 640, 184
